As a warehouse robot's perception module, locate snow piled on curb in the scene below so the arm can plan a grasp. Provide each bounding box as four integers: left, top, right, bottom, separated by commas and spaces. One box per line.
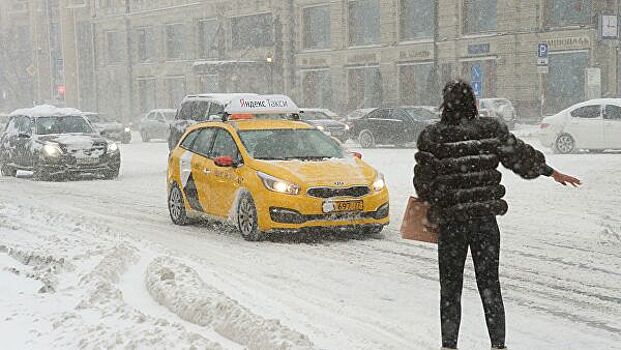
146, 256, 316, 350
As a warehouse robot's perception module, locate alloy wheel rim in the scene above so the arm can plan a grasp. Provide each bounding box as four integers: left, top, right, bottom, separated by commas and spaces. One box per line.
239, 200, 255, 235
557, 135, 574, 153
169, 187, 183, 220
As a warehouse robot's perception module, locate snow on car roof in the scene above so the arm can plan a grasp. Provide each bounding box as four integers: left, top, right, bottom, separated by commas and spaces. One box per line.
182, 93, 258, 106
10, 104, 83, 117
301, 108, 338, 117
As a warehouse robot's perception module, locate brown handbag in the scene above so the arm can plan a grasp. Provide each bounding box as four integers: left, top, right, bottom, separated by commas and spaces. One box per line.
400, 196, 438, 244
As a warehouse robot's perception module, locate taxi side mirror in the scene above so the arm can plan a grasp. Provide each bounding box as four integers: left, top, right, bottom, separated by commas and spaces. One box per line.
214, 155, 234, 167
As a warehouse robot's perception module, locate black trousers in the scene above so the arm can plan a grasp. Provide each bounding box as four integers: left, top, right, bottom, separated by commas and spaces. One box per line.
438, 216, 506, 349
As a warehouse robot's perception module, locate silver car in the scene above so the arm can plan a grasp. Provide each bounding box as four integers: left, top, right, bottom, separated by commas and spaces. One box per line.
138, 109, 176, 142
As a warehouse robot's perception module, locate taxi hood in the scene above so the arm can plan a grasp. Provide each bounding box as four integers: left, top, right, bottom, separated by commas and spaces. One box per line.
249, 157, 377, 187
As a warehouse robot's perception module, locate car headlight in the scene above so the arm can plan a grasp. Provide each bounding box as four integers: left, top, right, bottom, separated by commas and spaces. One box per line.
107, 142, 119, 152
42, 144, 62, 157
124, 127, 131, 132
316, 125, 325, 131
257, 172, 300, 195
372, 173, 386, 192
344, 124, 350, 131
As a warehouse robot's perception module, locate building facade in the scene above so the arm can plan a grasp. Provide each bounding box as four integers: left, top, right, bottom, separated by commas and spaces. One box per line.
2, 0, 620, 121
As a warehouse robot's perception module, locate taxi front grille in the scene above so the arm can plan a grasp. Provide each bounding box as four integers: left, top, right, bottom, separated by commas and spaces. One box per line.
307, 186, 370, 199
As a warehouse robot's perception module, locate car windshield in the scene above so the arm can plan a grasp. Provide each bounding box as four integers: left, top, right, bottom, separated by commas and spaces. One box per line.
162, 111, 176, 120
238, 129, 345, 160
35, 116, 93, 135
404, 108, 438, 120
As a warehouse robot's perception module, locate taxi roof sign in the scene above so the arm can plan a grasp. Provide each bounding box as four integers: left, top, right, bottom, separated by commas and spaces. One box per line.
224, 94, 299, 114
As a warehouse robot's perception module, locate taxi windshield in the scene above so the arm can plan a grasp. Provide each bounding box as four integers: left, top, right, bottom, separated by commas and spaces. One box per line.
35, 116, 93, 135
238, 129, 345, 161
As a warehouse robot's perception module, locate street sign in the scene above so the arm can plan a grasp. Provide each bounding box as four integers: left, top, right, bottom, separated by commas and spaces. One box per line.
537, 43, 549, 58
471, 81, 482, 97
537, 58, 549, 66
26, 65, 36, 77
471, 64, 482, 81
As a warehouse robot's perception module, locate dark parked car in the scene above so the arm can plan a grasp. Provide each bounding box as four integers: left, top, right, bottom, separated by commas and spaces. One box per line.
300, 108, 350, 142
138, 109, 176, 142
0, 105, 120, 180
350, 107, 439, 148
83, 112, 131, 144
168, 93, 254, 150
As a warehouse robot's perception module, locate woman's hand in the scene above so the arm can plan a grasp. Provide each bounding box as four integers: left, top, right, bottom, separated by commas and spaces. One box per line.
552, 170, 582, 187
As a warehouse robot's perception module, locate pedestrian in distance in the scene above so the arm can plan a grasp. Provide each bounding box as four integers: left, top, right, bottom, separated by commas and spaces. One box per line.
413, 80, 581, 350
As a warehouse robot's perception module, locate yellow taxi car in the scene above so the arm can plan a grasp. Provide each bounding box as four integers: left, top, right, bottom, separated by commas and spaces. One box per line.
166, 95, 389, 241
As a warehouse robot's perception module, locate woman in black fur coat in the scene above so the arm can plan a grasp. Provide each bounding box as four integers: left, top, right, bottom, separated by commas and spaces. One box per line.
414, 80, 581, 350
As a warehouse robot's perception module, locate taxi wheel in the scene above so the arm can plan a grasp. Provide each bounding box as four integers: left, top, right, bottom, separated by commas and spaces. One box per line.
168, 183, 189, 226
358, 130, 376, 148
237, 193, 263, 241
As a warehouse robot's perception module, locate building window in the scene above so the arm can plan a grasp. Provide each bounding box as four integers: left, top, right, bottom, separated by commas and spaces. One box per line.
546, 0, 592, 28
546, 52, 588, 114
165, 77, 186, 108
198, 19, 219, 59
165, 24, 186, 60
136, 27, 155, 62
302, 5, 331, 50
463, 0, 497, 34
137, 78, 156, 113
400, 0, 435, 40
302, 69, 333, 108
199, 74, 219, 93
348, 0, 380, 46
231, 13, 273, 48
347, 66, 383, 109
399, 63, 436, 105
105, 31, 124, 63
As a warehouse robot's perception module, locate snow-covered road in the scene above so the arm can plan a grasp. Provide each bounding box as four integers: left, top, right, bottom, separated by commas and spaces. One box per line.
1, 134, 620, 350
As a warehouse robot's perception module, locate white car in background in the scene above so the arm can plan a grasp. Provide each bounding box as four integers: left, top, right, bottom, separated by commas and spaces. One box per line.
479, 98, 517, 129
539, 98, 621, 153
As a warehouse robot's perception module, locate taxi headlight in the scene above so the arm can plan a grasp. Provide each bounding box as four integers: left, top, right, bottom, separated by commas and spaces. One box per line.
258, 172, 300, 195
372, 173, 386, 192
42, 144, 62, 157
107, 142, 119, 152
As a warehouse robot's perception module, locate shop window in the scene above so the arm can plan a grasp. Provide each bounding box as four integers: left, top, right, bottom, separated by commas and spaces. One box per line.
399, 63, 436, 105
302, 69, 333, 108
347, 66, 383, 109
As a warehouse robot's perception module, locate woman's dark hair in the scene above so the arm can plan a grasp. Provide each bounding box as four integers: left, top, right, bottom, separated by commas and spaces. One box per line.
440, 79, 478, 124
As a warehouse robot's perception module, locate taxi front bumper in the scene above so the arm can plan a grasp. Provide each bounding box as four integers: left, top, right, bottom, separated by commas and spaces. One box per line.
253, 187, 390, 232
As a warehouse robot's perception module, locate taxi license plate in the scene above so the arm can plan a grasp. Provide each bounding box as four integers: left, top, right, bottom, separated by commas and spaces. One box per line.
323, 200, 364, 213
76, 157, 99, 165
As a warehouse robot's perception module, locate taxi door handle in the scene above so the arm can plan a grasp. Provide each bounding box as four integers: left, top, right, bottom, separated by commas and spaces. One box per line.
203, 168, 211, 174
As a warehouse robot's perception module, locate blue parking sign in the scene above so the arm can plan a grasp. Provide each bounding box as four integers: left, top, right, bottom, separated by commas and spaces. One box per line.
538, 43, 549, 58
471, 81, 482, 97
471, 64, 482, 82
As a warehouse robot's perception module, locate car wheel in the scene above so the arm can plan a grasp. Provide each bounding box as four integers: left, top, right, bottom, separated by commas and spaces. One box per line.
168, 183, 189, 226
237, 192, 263, 242
554, 133, 576, 154
358, 130, 376, 148
0, 156, 16, 177
141, 131, 150, 143
103, 168, 119, 180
